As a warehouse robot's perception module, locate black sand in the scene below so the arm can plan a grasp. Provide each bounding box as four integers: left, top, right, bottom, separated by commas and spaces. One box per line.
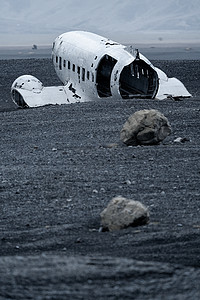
0, 59, 200, 299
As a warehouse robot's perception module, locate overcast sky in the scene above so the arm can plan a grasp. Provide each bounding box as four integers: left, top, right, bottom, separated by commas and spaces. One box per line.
0, 0, 200, 46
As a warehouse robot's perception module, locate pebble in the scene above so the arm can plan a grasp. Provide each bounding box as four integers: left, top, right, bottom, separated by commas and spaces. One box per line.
92, 189, 98, 194
174, 137, 190, 143
124, 180, 132, 185
66, 198, 72, 202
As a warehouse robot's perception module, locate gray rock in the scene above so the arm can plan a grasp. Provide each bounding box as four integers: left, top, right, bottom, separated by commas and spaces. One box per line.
100, 196, 149, 231
120, 109, 171, 146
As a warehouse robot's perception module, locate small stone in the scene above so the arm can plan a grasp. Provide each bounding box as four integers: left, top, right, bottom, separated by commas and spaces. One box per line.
98, 227, 103, 233
124, 180, 132, 185
66, 198, 72, 202
87, 279, 93, 284
100, 196, 149, 231
75, 238, 82, 243
193, 225, 200, 228
174, 137, 182, 143
149, 158, 154, 161
92, 189, 98, 194
103, 143, 118, 149
89, 228, 98, 232
174, 137, 190, 143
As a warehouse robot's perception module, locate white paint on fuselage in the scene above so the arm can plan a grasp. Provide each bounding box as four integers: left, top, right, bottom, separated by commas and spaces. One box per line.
52, 31, 154, 101
11, 31, 191, 108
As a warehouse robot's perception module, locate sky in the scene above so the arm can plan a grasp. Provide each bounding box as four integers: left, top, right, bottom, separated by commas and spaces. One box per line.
0, 0, 200, 46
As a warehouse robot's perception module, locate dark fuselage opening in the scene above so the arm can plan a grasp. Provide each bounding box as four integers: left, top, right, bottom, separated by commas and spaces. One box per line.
12, 90, 28, 108
119, 60, 158, 99
96, 55, 117, 98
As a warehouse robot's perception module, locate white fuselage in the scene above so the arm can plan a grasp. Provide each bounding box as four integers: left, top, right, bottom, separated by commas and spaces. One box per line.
51, 31, 158, 102
11, 31, 191, 108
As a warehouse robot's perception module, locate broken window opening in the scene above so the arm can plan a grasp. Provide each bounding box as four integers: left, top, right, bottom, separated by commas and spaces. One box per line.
96, 55, 117, 98
82, 68, 85, 81
59, 57, 62, 70
87, 71, 90, 80
56, 56, 58, 63
91, 73, 94, 82
119, 60, 158, 99
68, 61, 71, 70
77, 66, 81, 82
63, 60, 66, 68
72, 64, 75, 72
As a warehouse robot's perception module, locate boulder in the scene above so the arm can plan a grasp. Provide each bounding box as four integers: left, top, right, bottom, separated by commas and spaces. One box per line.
120, 109, 171, 146
100, 196, 149, 231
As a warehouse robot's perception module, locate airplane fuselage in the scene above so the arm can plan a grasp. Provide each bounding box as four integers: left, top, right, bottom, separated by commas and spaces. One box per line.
52, 31, 159, 101
11, 31, 191, 108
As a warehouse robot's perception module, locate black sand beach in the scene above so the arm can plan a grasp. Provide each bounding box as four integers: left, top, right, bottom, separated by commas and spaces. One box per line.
0, 57, 200, 299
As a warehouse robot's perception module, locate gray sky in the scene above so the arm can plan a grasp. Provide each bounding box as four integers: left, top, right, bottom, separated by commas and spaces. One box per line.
0, 0, 200, 46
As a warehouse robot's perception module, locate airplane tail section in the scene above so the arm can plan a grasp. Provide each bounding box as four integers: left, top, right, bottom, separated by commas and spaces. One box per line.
155, 68, 192, 100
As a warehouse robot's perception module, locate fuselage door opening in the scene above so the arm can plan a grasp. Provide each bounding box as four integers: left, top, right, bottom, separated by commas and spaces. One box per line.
96, 55, 117, 98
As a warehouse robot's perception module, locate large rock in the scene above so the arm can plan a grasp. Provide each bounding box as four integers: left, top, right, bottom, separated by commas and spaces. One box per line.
100, 196, 149, 231
120, 109, 171, 146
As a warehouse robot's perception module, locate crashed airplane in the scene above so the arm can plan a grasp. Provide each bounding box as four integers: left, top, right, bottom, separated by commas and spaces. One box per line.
11, 31, 191, 108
